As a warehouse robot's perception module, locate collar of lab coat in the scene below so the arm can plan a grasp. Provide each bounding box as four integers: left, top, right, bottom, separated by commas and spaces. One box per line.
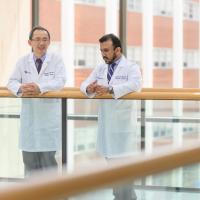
28, 52, 52, 76
110, 55, 127, 73
117, 55, 127, 67
108, 55, 127, 84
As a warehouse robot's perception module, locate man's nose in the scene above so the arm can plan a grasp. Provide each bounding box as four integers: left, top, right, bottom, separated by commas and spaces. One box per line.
39, 41, 46, 44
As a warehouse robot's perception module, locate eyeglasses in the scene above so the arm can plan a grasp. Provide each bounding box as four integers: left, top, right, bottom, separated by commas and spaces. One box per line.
31, 38, 49, 43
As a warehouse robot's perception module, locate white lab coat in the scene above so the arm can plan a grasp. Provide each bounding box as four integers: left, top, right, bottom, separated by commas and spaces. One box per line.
7, 52, 66, 152
80, 55, 142, 158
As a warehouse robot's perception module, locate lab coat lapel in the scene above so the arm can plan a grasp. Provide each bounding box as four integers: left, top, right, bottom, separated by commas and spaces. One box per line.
38, 53, 51, 77
109, 55, 126, 84
28, 53, 38, 75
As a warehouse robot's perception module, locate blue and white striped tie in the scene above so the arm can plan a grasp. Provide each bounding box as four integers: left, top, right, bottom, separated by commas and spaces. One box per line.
107, 63, 116, 83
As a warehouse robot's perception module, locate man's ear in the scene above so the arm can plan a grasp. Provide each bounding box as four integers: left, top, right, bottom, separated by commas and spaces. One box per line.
28, 40, 32, 46
115, 47, 121, 54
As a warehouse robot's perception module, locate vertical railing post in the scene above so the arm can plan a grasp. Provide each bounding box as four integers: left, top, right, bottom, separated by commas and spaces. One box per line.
141, 100, 146, 150
141, 100, 146, 187
61, 99, 67, 167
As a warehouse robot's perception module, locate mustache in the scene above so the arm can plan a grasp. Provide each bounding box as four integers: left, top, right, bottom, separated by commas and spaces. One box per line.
103, 56, 108, 60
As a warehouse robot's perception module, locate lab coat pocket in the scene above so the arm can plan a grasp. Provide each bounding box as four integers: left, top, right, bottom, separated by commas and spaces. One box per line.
112, 74, 128, 84
42, 72, 55, 80
97, 76, 107, 85
22, 70, 34, 83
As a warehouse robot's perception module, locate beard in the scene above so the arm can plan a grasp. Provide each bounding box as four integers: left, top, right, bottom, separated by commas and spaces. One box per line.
103, 53, 117, 64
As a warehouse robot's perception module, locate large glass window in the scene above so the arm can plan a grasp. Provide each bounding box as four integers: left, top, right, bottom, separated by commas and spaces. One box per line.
127, 46, 142, 66
0, 0, 200, 186
153, 0, 173, 16
153, 48, 172, 68
183, 49, 199, 68
75, 0, 105, 6
184, 0, 200, 21
74, 44, 102, 68
127, 0, 142, 12
0, 0, 31, 85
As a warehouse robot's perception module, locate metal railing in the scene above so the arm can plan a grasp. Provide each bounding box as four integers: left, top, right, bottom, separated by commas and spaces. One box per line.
0, 87, 200, 193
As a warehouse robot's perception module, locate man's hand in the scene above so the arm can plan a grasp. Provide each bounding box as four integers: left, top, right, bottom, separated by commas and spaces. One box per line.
95, 85, 109, 96
86, 80, 97, 94
21, 83, 41, 95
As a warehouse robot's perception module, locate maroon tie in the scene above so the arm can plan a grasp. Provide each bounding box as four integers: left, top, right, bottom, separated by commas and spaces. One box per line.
36, 58, 42, 74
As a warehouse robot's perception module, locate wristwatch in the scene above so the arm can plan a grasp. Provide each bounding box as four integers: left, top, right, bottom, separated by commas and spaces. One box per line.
108, 86, 114, 94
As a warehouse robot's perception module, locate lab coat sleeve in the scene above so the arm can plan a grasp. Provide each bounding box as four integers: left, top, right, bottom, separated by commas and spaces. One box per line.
7, 60, 23, 97
80, 66, 99, 98
112, 63, 142, 99
38, 56, 66, 93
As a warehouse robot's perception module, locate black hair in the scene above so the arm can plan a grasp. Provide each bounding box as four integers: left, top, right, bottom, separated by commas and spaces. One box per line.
29, 26, 50, 40
99, 33, 122, 52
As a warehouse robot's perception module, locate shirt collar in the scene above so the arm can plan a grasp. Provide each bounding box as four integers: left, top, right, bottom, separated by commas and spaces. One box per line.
33, 54, 46, 63
111, 55, 122, 66
109, 56, 122, 68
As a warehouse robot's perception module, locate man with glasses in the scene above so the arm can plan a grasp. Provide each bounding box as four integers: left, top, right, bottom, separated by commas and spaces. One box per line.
81, 34, 142, 200
7, 26, 66, 176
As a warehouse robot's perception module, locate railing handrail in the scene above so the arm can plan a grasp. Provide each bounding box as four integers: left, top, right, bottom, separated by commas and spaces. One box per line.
1, 87, 200, 100
0, 143, 200, 200
1, 87, 200, 199
62, 87, 200, 93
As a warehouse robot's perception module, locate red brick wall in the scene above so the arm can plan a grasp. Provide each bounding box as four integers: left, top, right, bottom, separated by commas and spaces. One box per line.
154, 16, 173, 48
75, 68, 93, 87
39, 2, 199, 89
75, 5, 105, 43
183, 68, 199, 88
39, 2, 199, 50
153, 68, 199, 88
183, 21, 199, 49
127, 12, 142, 45
39, 0, 61, 41
39, 3, 106, 43
153, 69, 173, 87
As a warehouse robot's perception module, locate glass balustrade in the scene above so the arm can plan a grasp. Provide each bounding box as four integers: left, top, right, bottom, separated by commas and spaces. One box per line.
0, 97, 200, 200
